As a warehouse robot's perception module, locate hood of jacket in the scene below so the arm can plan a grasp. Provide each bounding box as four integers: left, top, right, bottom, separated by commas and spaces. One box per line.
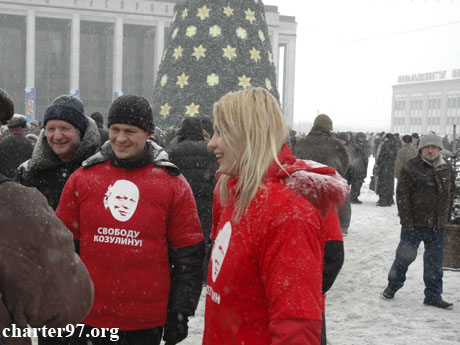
226, 145, 349, 218
20, 116, 100, 173
273, 145, 349, 218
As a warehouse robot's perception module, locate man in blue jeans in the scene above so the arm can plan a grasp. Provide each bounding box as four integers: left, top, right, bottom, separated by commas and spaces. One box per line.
383, 133, 455, 309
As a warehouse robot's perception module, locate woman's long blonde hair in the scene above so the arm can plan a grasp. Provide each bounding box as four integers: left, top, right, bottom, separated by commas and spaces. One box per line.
213, 88, 288, 221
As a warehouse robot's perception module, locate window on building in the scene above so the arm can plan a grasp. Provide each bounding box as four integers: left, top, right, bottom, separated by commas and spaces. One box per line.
123, 24, 155, 104
80, 21, 114, 115
0, 14, 26, 114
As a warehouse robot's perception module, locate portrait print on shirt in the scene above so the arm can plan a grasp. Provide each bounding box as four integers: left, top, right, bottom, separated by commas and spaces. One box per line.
103, 179, 140, 222
211, 221, 232, 283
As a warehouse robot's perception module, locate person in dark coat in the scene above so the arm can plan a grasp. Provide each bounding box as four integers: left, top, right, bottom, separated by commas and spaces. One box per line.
295, 114, 349, 177
17, 95, 101, 210
0, 87, 94, 345
168, 116, 218, 283
383, 134, 455, 309
348, 132, 370, 204
90, 111, 109, 145
0, 114, 33, 180
375, 133, 398, 206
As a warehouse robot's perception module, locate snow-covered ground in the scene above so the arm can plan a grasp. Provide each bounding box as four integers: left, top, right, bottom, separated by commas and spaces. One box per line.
181, 159, 460, 345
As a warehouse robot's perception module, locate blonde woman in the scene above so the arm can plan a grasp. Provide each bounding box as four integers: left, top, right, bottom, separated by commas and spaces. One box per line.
203, 88, 349, 345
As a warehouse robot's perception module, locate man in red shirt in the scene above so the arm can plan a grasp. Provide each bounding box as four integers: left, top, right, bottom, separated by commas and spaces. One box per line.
56, 95, 204, 345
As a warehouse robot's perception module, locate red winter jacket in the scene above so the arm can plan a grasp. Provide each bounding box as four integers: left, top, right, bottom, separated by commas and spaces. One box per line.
203, 145, 348, 345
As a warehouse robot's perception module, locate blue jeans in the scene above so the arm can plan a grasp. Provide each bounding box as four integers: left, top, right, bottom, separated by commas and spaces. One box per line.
387, 227, 445, 302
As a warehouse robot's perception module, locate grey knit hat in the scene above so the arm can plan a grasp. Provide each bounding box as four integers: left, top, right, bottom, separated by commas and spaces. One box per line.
418, 133, 443, 150
7, 114, 27, 129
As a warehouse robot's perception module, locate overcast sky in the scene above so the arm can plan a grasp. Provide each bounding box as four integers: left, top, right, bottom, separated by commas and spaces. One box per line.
263, 0, 460, 133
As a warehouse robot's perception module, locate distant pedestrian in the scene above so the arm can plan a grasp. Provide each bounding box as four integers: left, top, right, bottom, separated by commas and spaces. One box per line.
0, 114, 33, 180
394, 134, 418, 179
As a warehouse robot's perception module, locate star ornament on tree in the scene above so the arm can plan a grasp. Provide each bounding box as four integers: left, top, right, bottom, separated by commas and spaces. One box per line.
222, 45, 237, 61
176, 72, 190, 88
236, 27, 248, 40
192, 44, 207, 60
209, 25, 222, 37
172, 46, 184, 60
238, 75, 252, 89
160, 103, 171, 117
245, 8, 256, 24
185, 102, 200, 117
223, 6, 234, 17
197, 5, 211, 20
207, 73, 219, 86
249, 47, 261, 63
181, 8, 188, 19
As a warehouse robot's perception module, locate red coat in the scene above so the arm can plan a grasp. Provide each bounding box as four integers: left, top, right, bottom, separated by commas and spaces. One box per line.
203, 145, 348, 345
56, 161, 203, 330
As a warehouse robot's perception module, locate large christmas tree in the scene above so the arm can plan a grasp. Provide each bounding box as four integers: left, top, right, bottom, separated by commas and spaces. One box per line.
152, 0, 280, 129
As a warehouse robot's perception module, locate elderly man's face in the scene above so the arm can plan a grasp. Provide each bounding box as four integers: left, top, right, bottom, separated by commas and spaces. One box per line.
421, 145, 441, 161
45, 119, 81, 162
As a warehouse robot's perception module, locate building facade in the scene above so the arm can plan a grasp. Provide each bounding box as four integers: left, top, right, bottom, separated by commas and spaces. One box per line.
0, 0, 297, 127
391, 69, 460, 138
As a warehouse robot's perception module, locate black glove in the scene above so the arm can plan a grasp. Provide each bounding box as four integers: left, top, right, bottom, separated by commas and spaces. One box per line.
163, 312, 189, 345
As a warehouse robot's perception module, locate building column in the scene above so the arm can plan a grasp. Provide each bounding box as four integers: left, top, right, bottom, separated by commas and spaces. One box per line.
270, 29, 280, 83
113, 17, 123, 100
70, 13, 80, 97
283, 37, 296, 128
25, 9, 36, 122
153, 21, 165, 83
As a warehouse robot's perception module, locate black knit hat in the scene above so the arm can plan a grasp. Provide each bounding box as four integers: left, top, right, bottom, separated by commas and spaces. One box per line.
108, 95, 154, 132
0, 88, 14, 125
44, 95, 87, 134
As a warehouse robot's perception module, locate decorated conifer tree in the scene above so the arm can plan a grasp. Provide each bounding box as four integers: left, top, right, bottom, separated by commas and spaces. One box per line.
152, 0, 280, 129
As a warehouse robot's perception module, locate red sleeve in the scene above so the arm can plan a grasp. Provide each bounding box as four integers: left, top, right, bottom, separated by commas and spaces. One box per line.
166, 174, 204, 248
55, 170, 81, 240
324, 208, 343, 242
270, 318, 322, 345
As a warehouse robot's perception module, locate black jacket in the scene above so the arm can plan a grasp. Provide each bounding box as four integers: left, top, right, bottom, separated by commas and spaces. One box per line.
295, 126, 349, 177
397, 154, 455, 229
168, 117, 218, 241
0, 133, 33, 180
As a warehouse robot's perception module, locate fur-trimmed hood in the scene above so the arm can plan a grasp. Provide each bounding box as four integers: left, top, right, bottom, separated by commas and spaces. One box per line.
19, 116, 100, 173
269, 145, 350, 218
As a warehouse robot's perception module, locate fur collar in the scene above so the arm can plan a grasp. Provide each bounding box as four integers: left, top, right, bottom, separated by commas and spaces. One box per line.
19, 117, 100, 173
82, 139, 180, 175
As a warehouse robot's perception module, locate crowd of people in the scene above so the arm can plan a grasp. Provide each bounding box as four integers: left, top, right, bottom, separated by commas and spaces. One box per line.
0, 85, 456, 345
